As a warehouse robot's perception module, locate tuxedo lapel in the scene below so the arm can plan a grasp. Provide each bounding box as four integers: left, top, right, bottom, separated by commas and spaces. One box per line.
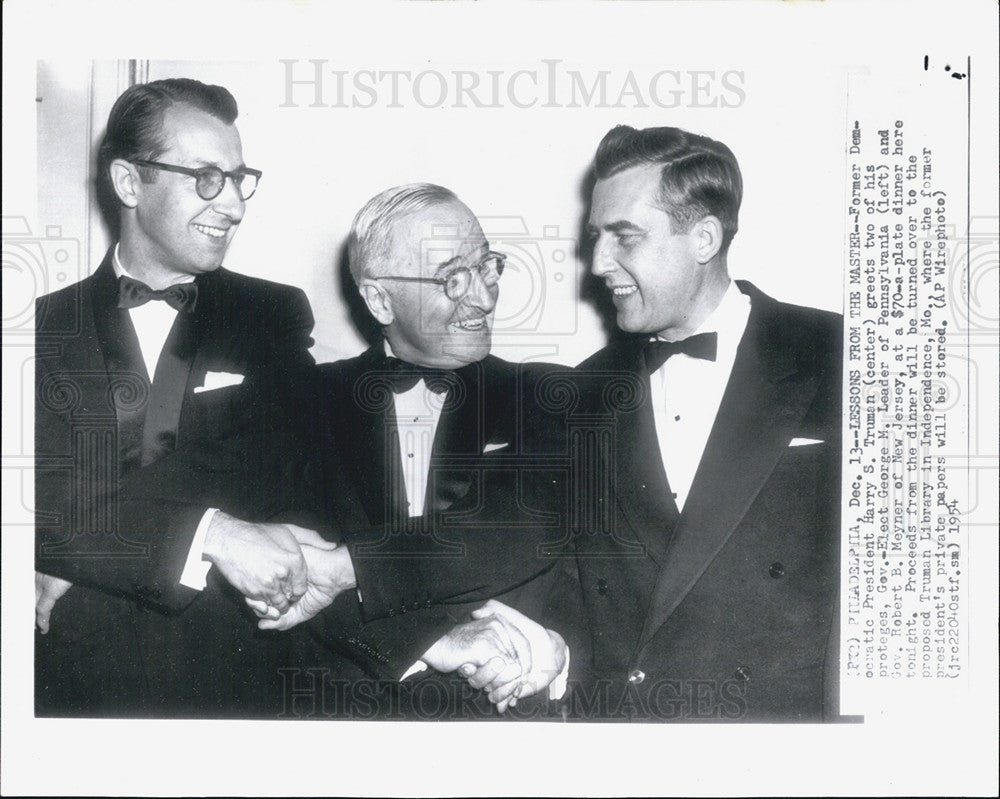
141, 291, 199, 465
635, 287, 821, 653
607, 342, 678, 564
90, 254, 150, 474
426, 359, 494, 513
339, 346, 407, 524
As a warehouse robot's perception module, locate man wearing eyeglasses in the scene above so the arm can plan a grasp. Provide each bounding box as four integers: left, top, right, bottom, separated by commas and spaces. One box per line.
235, 184, 571, 715
34, 77, 321, 716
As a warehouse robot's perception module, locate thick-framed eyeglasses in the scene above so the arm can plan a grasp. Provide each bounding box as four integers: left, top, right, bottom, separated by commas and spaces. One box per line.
132, 159, 262, 201
377, 251, 507, 302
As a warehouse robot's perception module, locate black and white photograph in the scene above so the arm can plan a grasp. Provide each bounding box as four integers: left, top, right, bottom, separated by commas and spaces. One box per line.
2, 0, 997, 796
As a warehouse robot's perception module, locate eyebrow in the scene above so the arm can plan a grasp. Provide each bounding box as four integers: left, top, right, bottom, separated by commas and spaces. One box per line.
587, 220, 644, 238
433, 243, 489, 275
189, 158, 248, 171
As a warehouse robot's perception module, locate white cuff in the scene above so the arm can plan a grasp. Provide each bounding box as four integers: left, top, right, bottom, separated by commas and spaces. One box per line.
400, 660, 428, 682
548, 644, 570, 701
178, 508, 217, 590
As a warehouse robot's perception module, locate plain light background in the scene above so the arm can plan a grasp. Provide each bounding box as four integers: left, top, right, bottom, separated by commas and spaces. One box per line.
34, 56, 845, 367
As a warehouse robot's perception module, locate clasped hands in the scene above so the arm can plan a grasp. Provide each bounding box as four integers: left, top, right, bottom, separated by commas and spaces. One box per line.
421, 599, 568, 713
33, 513, 350, 635
210, 514, 567, 711
203, 511, 355, 629
35, 512, 566, 713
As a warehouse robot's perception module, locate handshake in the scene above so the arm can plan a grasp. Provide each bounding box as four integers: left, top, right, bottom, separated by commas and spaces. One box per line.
201, 511, 356, 629
207, 513, 568, 711
36, 512, 567, 712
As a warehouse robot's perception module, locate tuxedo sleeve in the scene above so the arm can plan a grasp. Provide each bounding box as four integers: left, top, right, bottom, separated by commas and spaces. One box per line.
34, 284, 316, 612
311, 566, 564, 682
345, 517, 557, 623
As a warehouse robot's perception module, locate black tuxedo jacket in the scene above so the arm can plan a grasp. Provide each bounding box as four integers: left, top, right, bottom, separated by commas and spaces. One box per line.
287, 345, 569, 682
34, 249, 315, 716
551, 281, 843, 722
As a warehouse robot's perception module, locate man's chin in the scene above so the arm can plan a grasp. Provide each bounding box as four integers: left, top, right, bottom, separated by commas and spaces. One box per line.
191, 261, 225, 275
616, 313, 640, 334
442, 336, 491, 366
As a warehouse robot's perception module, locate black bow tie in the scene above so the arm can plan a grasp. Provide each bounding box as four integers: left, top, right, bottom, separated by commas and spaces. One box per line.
643, 332, 718, 372
117, 275, 198, 313
385, 357, 455, 395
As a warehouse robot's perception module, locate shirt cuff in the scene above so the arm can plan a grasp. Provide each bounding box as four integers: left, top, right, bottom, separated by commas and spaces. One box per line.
400, 660, 428, 682
400, 646, 569, 699
178, 508, 217, 590
548, 644, 569, 701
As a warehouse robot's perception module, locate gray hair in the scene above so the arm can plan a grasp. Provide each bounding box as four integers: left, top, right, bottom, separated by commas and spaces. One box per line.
347, 183, 460, 283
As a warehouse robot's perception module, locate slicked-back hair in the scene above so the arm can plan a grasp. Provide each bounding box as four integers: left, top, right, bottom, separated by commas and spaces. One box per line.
595, 125, 743, 252
347, 183, 460, 283
96, 78, 239, 235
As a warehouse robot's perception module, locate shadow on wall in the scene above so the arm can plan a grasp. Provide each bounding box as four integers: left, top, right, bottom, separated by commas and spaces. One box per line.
575, 166, 628, 350
336, 238, 382, 349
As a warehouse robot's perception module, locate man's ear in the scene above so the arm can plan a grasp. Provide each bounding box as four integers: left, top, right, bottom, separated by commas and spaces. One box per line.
359, 279, 394, 325
691, 215, 724, 264
109, 159, 140, 209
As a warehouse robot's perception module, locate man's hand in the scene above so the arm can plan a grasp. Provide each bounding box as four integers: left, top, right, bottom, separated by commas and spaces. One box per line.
420, 604, 545, 712
35, 572, 73, 634
248, 544, 357, 631
463, 600, 567, 711
202, 511, 335, 612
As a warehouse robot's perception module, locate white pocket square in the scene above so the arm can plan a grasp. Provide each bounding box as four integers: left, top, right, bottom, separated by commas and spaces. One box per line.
194, 371, 245, 393
483, 442, 509, 453
789, 437, 823, 447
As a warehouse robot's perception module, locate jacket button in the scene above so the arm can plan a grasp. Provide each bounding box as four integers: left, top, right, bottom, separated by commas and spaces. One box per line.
768, 562, 785, 578
627, 669, 645, 685
596, 578, 608, 595
734, 666, 751, 682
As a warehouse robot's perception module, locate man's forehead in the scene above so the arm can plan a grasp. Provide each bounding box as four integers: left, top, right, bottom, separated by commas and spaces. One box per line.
159, 103, 243, 164
591, 164, 667, 222
398, 202, 486, 269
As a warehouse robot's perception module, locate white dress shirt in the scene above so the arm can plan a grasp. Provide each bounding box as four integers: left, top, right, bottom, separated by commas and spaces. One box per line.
387, 341, 449, 517
114, 248, 216, 592
649, 280, 751, 512
111, 244, 192, 380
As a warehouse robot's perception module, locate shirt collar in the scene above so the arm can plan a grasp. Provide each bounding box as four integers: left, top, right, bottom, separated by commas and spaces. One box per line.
653, 279, 751, 359
112, 243, 195, 285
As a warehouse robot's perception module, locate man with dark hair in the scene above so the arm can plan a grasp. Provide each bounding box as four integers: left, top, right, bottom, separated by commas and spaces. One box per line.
466, 124, 842, 721
34, 77, 323, 716
94, 78, 239, 239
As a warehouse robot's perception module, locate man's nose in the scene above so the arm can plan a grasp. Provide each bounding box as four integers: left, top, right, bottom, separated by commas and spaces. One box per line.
591, 234, 615, 277
211, 175, 246, 221
463, 267, 498, 313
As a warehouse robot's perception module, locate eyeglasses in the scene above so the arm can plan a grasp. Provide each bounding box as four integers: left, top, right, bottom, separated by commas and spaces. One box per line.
377, 251, 507, 302
132, 159, 262, 201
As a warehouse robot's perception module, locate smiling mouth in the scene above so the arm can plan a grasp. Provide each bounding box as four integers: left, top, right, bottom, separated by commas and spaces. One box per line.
193, 223, 229, 239
453, 317, 488, 331
608, 284, 638, 297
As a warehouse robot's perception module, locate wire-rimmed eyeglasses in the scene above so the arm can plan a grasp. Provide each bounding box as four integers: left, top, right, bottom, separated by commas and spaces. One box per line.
377, 251, 507, 302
